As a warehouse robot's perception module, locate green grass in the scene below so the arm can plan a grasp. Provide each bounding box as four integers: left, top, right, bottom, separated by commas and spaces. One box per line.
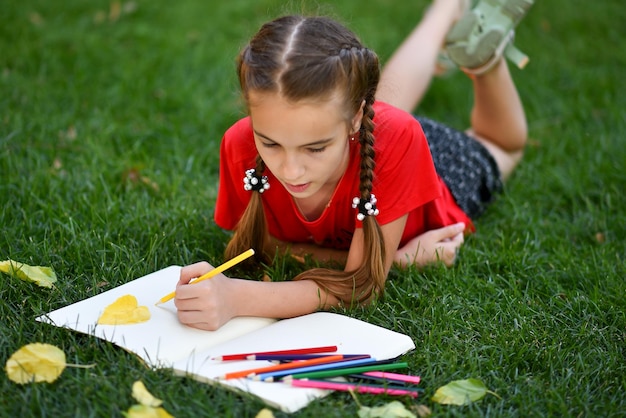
1, 0, 625, 416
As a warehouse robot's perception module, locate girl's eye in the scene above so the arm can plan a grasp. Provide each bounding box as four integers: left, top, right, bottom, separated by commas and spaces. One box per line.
261, 142, 278, 148
307, 147, 326, 153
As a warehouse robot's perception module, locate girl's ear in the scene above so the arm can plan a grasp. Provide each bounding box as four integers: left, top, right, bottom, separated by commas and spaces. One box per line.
350, 100, 366, 134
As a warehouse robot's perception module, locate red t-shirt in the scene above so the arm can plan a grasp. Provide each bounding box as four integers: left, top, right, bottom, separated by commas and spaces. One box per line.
214, 101, 472, 250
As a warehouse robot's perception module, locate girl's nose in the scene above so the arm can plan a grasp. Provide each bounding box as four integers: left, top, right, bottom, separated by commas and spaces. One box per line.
280, 153, 305, 181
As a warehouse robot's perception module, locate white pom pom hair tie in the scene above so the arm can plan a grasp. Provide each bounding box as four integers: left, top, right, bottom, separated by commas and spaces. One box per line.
243, 168, 270, 193
352, 194, 379, 221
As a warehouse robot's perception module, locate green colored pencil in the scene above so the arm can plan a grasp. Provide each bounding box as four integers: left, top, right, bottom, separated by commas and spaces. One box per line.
282, 361, 408, 381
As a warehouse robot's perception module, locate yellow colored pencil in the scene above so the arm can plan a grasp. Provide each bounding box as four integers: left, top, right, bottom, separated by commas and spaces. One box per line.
155, 249, 255, 305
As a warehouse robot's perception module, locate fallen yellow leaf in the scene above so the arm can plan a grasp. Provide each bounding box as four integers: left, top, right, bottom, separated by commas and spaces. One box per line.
431, 378, 495, 405
255, 408, 275, 418
0, 259, 57, 288
412, 404, 432, 417
98, 295, 151, 325
132, 381, 163, 407
5, 343, 66, 384
124, 404, 174, 418
358, 400, 416, 418
125, 381, 173, 418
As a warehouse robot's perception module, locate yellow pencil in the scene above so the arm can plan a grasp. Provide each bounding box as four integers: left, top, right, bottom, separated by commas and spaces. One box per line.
155, 249, 255, 305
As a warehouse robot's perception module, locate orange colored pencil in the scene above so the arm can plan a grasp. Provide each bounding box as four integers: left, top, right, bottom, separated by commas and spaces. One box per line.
219, 354, 345, 380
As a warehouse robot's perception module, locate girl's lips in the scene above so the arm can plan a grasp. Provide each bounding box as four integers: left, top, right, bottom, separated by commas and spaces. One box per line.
285, 182, 310, 194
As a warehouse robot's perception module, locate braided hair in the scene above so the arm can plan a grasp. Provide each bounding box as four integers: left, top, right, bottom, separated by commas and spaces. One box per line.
226, 15, 385, 305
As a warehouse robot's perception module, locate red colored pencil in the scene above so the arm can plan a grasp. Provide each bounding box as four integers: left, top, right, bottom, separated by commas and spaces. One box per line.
213, 345, 337, 361
219, 354, 345, 380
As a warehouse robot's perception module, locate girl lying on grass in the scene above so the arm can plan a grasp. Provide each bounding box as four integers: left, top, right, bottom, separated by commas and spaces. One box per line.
175, 0, 534, 330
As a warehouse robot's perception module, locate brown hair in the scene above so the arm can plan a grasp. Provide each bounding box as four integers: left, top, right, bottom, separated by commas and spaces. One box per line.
225, 15, 385, 305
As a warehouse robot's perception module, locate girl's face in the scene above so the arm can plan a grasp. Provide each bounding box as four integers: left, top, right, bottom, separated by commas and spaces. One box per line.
248, 91, 362, 200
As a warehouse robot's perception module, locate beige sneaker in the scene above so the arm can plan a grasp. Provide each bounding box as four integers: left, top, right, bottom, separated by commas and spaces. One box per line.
444, 0, 534, 74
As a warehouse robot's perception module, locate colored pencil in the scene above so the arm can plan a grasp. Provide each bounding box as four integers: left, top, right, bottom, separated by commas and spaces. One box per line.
281, 361, 408, 381
155, 249, 255, 305
219, 354, 345, 380
360, 371, 421, 384
348, 373, 408, 386
287, 379, 419, 398
264, 354, 370, 366
212, 345, 338, 361
255, 357, 378, 382
249, 353, 369, 362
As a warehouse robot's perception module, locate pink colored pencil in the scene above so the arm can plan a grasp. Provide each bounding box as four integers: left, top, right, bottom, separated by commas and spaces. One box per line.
287, 379, 419, 398
213, 345, 337, 361
361, 371, 421, 384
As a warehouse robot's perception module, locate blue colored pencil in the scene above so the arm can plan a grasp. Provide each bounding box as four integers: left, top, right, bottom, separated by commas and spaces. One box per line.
282, 361, 409, 381
254, 357, 379, 382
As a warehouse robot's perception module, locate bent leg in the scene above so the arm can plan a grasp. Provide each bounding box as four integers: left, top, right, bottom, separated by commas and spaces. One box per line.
467, 58, 527, 179
377, 0, 528, 179
377, 0, 467, 112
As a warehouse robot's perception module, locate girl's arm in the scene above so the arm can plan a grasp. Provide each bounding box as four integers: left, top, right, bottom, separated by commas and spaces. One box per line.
270, 221, 466, 270
344, 214, 408, 275
394, 222, 466, 267
175, 268, 336, 331
268, 237, 349, 264
175, 215, 409, 331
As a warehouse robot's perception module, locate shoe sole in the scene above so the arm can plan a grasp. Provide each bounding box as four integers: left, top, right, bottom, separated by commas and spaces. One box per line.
445, 0, 534, 69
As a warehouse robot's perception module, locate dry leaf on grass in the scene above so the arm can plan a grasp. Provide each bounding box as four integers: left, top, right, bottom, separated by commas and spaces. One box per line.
132, 381, 163, 407
0, 259, 57, 288
122, 167, 160, 192
125, 404, 174, 418
124, 381, 173, 418
358, 400, 416, 418
432, 378, 498, 405
411, 404, 431, 417
5, 343, 66, 384
5, 343, 94, 384
255, 408, 275, 418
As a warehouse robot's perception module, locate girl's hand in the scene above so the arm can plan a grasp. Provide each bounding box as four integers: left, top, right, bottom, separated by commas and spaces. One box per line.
174, 261, 237, 331
394, 222, 465, 267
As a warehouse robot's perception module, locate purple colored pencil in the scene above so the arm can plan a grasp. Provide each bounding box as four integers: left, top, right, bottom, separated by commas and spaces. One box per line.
247, 353, 371, 361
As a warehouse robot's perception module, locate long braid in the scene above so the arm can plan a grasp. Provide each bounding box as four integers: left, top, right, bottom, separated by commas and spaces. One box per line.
358, 100, 386, 298
224, 156, 270, 264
